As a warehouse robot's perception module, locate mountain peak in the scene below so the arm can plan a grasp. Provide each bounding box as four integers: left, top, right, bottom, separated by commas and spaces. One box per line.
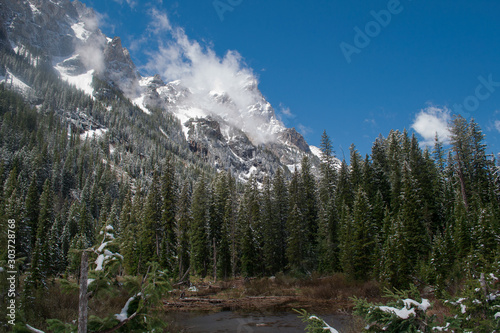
0, 0, 319, 181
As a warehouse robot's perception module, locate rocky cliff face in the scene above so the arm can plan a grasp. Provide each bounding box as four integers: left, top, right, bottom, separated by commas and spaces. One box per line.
0, 0, 322, 181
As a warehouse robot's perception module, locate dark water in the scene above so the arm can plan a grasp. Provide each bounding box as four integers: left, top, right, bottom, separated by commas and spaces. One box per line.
167, 310, 352, 333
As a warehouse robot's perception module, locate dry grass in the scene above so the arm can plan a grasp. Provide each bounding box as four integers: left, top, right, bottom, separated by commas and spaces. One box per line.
23, 278, 79, 329
236, 273, 382, 313
21, 276, 133, 331
300, 274, 381, 300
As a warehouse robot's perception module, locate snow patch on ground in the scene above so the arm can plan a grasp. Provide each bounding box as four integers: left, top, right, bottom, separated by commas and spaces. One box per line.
175, 107, 208, 139
0, 71, 32, 94
81, 128, 107, 140
28, 1, 41, 15
287, 163, 301, 173
132, 94, 151, 114
53, 55, 95, 97
139, 76, 155, 87
71, 22, 91, 41
309, 145, 323, 159
159, 127, 169, 138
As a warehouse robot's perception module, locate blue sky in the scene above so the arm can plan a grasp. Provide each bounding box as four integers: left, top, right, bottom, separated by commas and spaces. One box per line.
80, 0, 500, 158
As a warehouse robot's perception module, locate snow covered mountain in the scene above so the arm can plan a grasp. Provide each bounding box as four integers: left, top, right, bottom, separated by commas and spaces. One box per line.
0, 0, 322, 181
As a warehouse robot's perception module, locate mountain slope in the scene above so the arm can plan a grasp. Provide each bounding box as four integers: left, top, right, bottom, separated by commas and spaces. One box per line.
0, 0, 322, 181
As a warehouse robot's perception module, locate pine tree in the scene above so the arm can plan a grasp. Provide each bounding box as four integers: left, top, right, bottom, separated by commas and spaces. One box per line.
317, 131, 340, 272
239, 176, 261, 277
387, 130, 402, 212
300, 156, 319, 271
286, 203, 303, 274
272, 168, 289, 273
190, 176, 209, 277
120, 190, 138, 275
400, 161, 430, 265
141, 170, 163, 270
25, 174, 39, 254
29, 179, 54, 288
450, 115, 473, 210
211, 172, 229, 279
176, 182, 191, 280
161, 157, 177, 273
286, 169, 306, 273
347, 188, 375, 280
319, 130, 337, 205
336, 159, 353, 209
379, 217, 412, 289
371, 134, 391, 207
262, 176, 279, 274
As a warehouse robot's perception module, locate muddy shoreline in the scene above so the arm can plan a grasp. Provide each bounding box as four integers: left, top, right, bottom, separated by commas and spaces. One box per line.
162, 276, 379, 315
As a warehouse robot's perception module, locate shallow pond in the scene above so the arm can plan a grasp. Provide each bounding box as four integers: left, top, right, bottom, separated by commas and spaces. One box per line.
166, 310, 353, 332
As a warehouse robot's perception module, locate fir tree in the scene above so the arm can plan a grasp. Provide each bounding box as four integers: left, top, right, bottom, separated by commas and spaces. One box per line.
190, 176, 209, 277
141, 170, 162, 269
29, 179, 54, 288
272, 168, 289, 273
176, 182, 191, 280
161, 157, 177, 273
25, 173, 39, 254
300, 156, 319, 271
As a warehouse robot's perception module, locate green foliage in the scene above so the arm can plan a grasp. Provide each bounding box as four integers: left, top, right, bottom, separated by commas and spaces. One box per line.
1, 44, 499, 331
296, 308, 340, 333
444, 271, 500, 332
353, 286, 436, 332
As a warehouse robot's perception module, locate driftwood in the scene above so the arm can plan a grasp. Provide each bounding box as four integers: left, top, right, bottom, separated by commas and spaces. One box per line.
174, 266, 191, 286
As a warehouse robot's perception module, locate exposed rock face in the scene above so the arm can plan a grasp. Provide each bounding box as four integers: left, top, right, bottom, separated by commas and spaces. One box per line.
102, 36, 140, 94
0, 0, 321, 182
0, 0, 77, 56
279, 128, 311, 153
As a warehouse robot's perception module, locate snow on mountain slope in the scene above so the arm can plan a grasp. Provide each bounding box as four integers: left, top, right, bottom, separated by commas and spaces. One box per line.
54, 55, 95, 97
0, 71, 32, 95
1, 0, 321, 181
310, 146, 323, 160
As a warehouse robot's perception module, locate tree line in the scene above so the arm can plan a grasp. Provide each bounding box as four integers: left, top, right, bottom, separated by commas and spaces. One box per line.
0, 45, 499, 329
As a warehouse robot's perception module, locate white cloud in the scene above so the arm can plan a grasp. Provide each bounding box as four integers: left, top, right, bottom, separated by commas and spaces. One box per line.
112, 0, 137, 8
364, 118, 376, 126
297, 123, 313, 137
411, 106, 451, 145
279, 103, 294, 118
495, 120, 500, 133
143, 18, 284, 144
149, 8, 172, 34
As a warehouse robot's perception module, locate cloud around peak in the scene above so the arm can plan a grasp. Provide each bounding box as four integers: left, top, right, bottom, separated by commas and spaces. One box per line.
139, 8, 286, 144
